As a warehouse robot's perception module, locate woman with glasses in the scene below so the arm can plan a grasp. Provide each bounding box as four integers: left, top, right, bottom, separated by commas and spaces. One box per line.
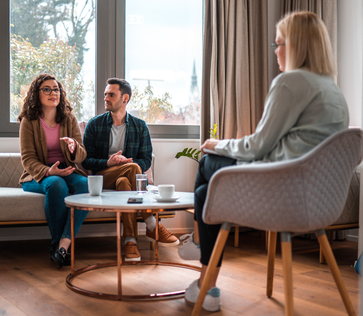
183, 12, 349, 312
18, 73, 88, 268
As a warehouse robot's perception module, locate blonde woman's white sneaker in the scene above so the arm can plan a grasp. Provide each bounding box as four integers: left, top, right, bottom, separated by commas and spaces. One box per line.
178, 232, 201, 260
184, 279, 221, 312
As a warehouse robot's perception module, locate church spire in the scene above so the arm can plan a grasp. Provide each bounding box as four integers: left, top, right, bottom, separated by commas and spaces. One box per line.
189, 60, 200, 103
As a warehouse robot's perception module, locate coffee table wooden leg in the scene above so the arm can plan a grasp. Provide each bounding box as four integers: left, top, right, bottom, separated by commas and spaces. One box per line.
117, 212, 122, 297
155, 211, 159, 262
71, 207, 75, 274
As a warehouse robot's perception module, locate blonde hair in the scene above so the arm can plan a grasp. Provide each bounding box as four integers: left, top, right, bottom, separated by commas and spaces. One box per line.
277, 11, 335, 77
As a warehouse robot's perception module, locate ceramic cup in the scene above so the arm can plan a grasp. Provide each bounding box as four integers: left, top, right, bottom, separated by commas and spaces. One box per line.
88, 175, 103, 196
158, 184, 175, 199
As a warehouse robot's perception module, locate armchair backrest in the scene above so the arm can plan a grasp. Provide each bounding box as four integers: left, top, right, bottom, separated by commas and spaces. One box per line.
202, 129, 363, 232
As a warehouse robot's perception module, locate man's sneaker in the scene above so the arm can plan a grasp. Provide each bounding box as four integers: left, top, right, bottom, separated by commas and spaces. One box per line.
178, 232, 201, 260
146, 224, 180, 247
185, 279, 221, 312
124, 242, 141, 261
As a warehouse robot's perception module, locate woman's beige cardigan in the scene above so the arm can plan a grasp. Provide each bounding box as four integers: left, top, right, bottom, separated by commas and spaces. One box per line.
19, 113, 87, 184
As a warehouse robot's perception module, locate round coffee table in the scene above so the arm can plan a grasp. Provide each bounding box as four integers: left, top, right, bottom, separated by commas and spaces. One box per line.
65, 191, 200, 300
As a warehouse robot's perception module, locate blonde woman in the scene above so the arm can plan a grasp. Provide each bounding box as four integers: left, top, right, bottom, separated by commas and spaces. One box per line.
18, 74, 88, 268
183, 11, 349, 312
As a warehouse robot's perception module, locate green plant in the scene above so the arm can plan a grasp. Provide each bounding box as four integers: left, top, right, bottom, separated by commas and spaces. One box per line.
209, 123, 218, 139
175, 124, 218, 163
175, 148, 201, 163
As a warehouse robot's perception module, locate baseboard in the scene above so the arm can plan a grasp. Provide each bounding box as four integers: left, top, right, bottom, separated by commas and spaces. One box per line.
347, 234, 359, 242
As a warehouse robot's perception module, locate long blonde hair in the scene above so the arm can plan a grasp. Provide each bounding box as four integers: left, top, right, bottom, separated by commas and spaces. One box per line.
277, 11, 335, 77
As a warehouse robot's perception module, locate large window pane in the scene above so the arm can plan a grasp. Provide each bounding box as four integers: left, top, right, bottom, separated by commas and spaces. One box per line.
10, 0, 96, 122
125, 0, 203, 125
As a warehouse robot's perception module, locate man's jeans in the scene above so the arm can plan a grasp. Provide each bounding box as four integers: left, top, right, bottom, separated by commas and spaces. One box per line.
22, 165, 88, 244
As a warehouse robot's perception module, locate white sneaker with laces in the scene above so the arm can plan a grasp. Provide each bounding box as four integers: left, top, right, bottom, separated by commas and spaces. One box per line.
178, 232, 201, 260
184, 279, 221, 312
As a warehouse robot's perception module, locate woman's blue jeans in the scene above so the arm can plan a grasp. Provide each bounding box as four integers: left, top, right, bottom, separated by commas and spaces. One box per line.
22, 166, 88, 245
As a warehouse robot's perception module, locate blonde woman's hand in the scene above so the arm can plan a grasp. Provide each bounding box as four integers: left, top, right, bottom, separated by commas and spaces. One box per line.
48, 161, 75, 177
201, 139, 220, 153
60, 137, 76, 154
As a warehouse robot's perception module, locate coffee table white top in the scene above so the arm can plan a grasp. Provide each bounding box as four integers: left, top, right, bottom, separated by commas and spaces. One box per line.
65, 191, 194, 211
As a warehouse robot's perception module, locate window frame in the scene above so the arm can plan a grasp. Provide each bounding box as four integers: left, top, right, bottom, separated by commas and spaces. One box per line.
0, 0, 200, 139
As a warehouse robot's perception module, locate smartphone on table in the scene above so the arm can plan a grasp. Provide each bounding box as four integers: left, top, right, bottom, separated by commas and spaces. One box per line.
127, 197, 143, 204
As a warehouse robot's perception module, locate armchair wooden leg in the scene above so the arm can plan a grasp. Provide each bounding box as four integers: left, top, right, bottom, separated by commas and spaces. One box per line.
316, 229, 356, 316
192, 222, 231, 316
266, 231, 277, 298
281, 232, 294, 316
319, 244, 326, 264
234, 226, 239, 248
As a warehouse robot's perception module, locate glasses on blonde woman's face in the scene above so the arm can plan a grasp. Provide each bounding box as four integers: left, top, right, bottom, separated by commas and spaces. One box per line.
39, 87, 62, 95
271, 42, 285, 50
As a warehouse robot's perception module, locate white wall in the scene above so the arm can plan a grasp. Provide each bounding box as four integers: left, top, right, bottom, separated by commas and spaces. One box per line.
337, 1, 363, 128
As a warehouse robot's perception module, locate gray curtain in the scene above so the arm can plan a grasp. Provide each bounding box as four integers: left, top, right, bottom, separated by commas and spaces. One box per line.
201, 0, 268, 143
281, 0, 338, 81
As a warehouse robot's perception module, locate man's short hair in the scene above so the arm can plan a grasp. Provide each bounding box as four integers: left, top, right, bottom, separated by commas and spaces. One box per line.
106, 78, 132, 101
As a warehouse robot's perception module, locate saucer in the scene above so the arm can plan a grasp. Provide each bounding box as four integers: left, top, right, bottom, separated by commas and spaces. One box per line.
153, 195, 180, 202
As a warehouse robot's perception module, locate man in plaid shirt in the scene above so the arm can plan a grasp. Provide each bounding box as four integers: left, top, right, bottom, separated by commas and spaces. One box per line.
82, 78, 179, 261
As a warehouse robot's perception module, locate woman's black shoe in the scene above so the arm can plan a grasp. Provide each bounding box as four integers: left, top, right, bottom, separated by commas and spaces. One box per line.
50, 244, 67, 268
64, 252, 71, 266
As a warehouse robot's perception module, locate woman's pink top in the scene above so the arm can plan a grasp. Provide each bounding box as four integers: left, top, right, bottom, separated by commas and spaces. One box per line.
39, 117, 65, 164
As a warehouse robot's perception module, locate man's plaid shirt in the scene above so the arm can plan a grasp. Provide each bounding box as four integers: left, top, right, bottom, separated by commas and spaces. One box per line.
82, 111, 152, 174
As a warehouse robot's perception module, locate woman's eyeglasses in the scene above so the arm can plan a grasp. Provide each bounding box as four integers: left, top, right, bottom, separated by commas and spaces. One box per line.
39, 87, 62, 95
271, 43, 285, 50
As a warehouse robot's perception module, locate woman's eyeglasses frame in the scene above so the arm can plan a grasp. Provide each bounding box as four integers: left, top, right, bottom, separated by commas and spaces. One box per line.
271, 42, 285, 50
39, 87, 62, 95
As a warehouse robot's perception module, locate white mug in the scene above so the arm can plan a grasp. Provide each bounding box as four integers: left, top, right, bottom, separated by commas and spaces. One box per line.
158, 184, 175, 199
88, 175, 103, 196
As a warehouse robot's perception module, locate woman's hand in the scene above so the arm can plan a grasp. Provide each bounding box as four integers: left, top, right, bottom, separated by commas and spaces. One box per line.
201, 139, 220, 153
48, 161, 75, 177
60, 137, 76, 154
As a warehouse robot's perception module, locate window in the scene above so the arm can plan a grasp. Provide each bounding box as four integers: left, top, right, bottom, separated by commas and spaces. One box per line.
10, 0, 96, 122
125, 0, 203, 126
0, 0, 203, 138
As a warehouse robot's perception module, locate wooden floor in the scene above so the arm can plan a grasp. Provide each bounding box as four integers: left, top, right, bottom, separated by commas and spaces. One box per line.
0, 230, 359, 316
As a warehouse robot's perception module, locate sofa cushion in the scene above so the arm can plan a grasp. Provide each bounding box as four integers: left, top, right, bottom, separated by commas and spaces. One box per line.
0, 154, 23, 188
0, 188, 45, 221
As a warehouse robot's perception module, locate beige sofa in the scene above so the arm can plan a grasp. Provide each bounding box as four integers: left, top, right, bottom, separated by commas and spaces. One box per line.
0, 153, 175, 229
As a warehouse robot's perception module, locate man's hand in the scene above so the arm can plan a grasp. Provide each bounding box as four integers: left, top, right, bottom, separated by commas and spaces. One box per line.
48, 161, 75, 176
107, 150, 133, 167
201, 139, 220, 153
60, 137, 76, 154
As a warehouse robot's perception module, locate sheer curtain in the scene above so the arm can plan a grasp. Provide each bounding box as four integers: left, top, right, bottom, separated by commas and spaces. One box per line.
201, 0, 268, 142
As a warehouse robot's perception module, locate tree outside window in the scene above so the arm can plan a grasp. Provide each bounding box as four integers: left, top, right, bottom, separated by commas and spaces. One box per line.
10, 0, 95, 121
